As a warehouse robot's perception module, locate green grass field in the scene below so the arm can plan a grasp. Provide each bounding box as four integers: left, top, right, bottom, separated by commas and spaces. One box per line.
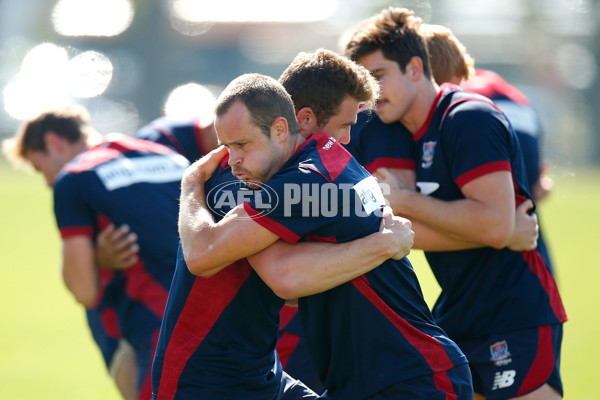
1, 161, 598, 399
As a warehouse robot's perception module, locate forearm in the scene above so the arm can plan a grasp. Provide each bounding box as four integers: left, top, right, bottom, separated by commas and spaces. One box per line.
178, 177, 229, 276
62, 236, 99, 308
411, 220, 481, 251
248, 233, 394, 300
179, 173, 281, 276
390, 189, 511, 249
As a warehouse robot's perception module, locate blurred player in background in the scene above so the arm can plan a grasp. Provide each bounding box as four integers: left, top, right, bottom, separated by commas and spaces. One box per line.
419, 22, 556, 275
2, 105, 188, 400
135, 116, 218, 164
345, 7, 566, 399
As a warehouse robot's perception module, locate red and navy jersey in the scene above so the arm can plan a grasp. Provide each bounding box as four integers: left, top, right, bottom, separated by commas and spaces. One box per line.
53, 133, 187, 351
277, 306, 325, 394
413, 84, 567, 339
344, 109, 415, 173
135, 116, 209, 163
461, 68, 555, 274
151, 160, 289, 400
246, 133, 467, 400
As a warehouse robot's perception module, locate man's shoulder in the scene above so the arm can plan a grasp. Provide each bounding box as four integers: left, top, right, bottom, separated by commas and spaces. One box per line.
437, 87, 508, 130
293, 133, 358, 182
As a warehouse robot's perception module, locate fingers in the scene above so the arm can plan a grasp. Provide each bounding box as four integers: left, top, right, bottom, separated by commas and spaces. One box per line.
189, 146, 228, 182
111, 226, 138, 252
374, 167, 391, 179
96, 224, 139, 270
508, 200, 539, 251
97, 223, 115, 244
516, 199, 534, 215
387, 216, 414, 260
378, 206, 394, 231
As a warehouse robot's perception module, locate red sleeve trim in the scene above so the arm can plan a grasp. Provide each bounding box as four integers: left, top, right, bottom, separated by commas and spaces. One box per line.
365, 157, 416, 174
243, 203, 301, 243
455, 161, 511, 188
60, 226, 94, 239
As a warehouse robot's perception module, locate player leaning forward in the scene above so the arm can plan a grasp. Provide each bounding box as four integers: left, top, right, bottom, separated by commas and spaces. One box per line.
178, 73, 473, 399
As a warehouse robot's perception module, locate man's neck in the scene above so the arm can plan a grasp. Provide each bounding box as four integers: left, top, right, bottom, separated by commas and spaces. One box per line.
400, 81, 440, 135
291, 132, 306, 154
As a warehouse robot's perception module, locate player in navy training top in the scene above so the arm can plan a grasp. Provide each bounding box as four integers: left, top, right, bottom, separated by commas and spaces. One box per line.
179, 73, 472, 400
410, 84, 566, 337
54, 134, 187, 399
345, 9, 567, 398
420, 22, 556, 276
246, 132, 470, 400
3, 105, 188, 400
134, 114, 324, 391
135, 116, 217, 163
152, 155, 319, 400
152, 151, 406, 399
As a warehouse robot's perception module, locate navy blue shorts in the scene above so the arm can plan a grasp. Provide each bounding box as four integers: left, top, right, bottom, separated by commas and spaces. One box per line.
456, 324, 563, 399
354, 364, 473, 400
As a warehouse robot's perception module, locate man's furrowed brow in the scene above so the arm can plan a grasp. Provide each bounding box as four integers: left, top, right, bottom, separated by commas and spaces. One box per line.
221, 137, 250, 147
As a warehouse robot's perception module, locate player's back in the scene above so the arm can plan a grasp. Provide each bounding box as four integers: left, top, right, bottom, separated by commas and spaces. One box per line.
135, 116, 208, 163
54, 133, 188, 344
246, 133, 467, 400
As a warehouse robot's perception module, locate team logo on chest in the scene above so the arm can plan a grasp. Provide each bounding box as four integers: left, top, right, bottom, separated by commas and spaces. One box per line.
421, 141, 436, 169
490, 340, 512, 366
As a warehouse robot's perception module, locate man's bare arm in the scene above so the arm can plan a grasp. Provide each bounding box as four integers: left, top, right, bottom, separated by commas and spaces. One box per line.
179, 147, 281, 277
62, 236, 99, 308
248, 208, 414, 299
376, 167, 515, 249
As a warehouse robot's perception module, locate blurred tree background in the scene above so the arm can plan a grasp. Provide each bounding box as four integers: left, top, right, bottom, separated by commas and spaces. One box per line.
1, 0, 598, 166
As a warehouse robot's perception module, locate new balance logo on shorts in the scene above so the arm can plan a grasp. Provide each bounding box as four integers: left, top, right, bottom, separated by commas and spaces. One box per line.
492, 370, 516, 390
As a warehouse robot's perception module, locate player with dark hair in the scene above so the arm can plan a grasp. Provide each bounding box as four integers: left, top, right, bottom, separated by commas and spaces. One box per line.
419, 23, 557, 276
421, 23, 554, 208
345, 7, 566, 399
2, 105, 189, 400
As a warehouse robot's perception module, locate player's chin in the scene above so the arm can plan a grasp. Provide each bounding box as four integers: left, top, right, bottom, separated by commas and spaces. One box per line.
244, 179, 261, 189
375, 104, 394, 124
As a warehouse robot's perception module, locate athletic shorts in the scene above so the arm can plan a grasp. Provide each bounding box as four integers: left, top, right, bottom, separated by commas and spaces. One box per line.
86, 308, 120, 369
456, 324, 563, 399
348, 364, 473, 400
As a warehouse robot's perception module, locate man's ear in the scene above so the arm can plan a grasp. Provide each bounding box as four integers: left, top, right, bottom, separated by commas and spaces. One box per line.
271, 117, 289, 142
43, 131, 64, 155
296, 107, 319, 136
407, 56, 424, 81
